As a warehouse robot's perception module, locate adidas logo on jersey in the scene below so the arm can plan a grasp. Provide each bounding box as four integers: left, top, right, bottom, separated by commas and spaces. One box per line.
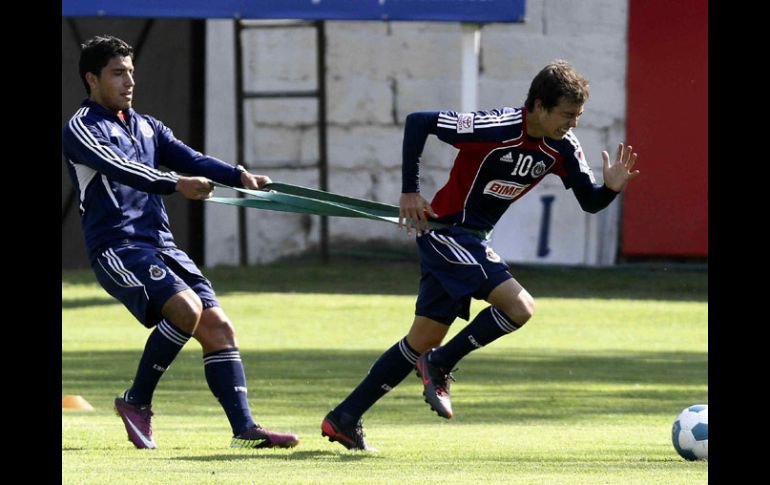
500, 152, 514, 162
110, 126, 122, 138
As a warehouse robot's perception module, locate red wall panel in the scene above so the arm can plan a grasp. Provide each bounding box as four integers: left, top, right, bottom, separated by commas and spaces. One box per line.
624, 0, 707, 257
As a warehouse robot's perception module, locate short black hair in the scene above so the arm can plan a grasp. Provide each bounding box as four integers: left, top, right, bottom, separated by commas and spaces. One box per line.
79, 35, 134, 95
525, 60, 589, 112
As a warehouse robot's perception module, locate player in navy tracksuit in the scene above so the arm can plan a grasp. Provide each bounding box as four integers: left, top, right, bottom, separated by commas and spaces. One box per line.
63, 35, 299, 450
322, 60, 640, 450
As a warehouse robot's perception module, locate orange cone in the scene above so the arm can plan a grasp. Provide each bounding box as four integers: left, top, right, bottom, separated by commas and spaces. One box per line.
62, 395, 95, 411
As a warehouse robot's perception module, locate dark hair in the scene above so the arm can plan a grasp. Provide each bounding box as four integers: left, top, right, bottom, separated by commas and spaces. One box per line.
524, 60, 589, 112
79, 35, 134, 95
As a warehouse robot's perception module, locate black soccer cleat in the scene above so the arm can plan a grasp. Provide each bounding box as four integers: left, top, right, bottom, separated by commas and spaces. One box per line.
321, 411, 377, 451
415, 349, 456, 419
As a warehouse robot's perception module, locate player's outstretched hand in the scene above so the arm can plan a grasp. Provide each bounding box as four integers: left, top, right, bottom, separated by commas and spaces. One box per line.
399, 192, 438, 236
241, 171, 272, 191
176, 176, 215, 200
602, 143, 640, 192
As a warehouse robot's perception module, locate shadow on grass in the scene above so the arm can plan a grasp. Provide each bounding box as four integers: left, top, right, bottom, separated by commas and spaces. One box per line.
172, 450, 377, 462
62, 296, 117, 310
63, 259, 707, 304
63, 348, 707, 425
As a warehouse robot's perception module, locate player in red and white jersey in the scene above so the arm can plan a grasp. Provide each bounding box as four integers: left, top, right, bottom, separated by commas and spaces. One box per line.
322, 60, 640, 451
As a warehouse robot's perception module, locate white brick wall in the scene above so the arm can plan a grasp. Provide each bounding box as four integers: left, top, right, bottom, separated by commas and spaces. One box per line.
206, 0, 629, 266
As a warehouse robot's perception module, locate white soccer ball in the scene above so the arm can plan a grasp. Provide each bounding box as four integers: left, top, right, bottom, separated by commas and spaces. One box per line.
671, 404, 708, 460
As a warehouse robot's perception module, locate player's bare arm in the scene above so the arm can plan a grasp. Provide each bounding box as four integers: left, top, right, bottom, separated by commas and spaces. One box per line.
602, 142, 640, 192
399, 192, 437, 236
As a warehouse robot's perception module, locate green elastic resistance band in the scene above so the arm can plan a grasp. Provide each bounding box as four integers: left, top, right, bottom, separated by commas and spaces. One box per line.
205, 181, 490, 239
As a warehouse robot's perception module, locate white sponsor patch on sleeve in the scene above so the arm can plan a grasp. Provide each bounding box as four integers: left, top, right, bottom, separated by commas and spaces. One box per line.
457, 112, 474, 133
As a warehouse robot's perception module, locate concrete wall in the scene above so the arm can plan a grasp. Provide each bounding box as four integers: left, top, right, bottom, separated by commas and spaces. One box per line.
205, 0, 629, 266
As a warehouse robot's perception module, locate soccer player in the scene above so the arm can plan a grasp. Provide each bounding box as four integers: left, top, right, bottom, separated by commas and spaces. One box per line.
321, 60, 639, 450
62, 35, 299, 450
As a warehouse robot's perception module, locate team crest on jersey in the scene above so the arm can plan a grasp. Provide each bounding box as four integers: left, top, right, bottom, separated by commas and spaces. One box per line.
149, 265, 166, 281
139, 120, 154, 138
531, 160, 547, 178
485, 247, 501, 263
457, 113, 474, 133
483, 180, 527, 200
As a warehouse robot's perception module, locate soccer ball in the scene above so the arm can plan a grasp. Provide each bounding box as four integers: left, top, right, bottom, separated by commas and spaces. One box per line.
671, 404, 708, 460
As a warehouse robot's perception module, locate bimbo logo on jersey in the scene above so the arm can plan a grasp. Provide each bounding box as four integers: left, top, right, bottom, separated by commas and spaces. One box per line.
483, 180, 527, 199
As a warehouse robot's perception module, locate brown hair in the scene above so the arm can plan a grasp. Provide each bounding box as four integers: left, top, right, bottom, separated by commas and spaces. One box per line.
524, 60, 589, 112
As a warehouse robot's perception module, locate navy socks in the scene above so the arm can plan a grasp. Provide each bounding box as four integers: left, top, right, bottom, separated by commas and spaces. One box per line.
334, 337, 420, 423
430, 306, 520, 370
203, 348, 257, 436
125, 319, 191, 405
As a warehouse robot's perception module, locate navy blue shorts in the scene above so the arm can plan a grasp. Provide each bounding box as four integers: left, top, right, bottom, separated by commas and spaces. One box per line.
91, 245, 219, 328
415, 227, 512, 325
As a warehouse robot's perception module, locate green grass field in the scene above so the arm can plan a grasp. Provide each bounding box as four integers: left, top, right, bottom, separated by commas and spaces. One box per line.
62, 259, 708, 484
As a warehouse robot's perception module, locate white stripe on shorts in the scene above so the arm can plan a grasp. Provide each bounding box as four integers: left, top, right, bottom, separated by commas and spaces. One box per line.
431, 233, 478, 265
99, 248, 143, 287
